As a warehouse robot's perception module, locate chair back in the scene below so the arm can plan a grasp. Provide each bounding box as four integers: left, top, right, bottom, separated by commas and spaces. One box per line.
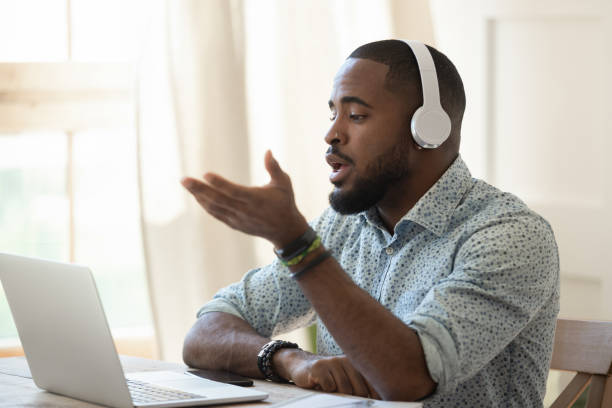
549, 319, 612, 408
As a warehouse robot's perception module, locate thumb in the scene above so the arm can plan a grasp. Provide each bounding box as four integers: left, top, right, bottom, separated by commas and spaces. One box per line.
264, 150, 287, 183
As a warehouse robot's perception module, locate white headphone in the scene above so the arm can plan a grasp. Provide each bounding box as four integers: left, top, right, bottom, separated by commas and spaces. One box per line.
402, 40, 452, 149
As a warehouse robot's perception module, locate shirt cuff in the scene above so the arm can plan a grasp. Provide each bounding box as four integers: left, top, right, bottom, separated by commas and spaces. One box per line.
407, 315, 460, 393
196, 298, 245, 320
415, 329, 442, 384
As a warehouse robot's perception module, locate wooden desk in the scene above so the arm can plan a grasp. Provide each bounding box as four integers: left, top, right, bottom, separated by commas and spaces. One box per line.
0, 355, 312, 407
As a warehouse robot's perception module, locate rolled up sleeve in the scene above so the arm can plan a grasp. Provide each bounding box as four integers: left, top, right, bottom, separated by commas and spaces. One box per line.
196, 261, 316, 337
195, 209, 337, 337
407, 215, 559, 393
197, 298, 244, 319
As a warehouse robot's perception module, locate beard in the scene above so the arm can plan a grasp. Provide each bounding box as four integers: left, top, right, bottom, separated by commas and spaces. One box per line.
329, 142, 410, 214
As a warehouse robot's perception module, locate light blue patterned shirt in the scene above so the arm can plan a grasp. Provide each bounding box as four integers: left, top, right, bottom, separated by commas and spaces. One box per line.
198, 156, 560, 407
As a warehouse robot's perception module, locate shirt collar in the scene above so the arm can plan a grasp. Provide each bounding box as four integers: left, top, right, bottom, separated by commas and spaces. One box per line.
361, 155, 473, 237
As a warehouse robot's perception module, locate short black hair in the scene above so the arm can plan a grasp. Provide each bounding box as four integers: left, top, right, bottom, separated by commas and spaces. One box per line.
348, 40, 465, 132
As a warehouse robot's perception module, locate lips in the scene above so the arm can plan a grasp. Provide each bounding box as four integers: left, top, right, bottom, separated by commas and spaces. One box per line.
326, 153, 353, 184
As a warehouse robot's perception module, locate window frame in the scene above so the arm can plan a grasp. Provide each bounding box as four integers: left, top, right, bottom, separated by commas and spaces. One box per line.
0, 62, 156, 359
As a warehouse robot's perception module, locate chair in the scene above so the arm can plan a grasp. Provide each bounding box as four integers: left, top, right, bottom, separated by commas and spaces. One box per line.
549, 319, 612, 408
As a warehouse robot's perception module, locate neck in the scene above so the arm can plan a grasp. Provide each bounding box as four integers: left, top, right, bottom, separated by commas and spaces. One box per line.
376, 154, 457, 234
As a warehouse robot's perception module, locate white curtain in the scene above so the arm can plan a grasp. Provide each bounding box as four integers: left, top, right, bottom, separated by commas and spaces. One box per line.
137, 0, 434, 362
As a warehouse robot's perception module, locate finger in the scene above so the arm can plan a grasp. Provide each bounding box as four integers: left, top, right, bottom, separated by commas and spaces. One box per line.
192, 192, 239, 226
205, 205, 237, 227
182, 177, 246, 212
264, 150, 287, 183
318, 372, 337, 393
340, 362, 369, 398
365, 380, 381, 400
328, 362, 353, 395
203, 173, 251, 201
310, 369, 336, 393
185, 183, 244, 227
181, 176, 200, 190
204, 201, 235, 221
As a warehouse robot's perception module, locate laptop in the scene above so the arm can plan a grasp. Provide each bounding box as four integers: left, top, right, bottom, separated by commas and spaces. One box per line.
0, 253, 268, 407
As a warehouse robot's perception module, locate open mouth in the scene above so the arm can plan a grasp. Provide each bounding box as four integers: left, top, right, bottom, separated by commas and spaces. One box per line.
326, 154, 352, 184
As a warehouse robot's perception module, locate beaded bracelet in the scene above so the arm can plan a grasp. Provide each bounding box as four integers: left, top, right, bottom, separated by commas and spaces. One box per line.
257, 340, 299, 382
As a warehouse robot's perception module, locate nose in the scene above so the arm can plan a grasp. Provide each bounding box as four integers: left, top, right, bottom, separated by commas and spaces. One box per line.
324, 120, 346, 146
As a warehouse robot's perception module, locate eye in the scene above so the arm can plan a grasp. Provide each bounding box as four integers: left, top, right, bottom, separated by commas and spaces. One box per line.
349, 113, 366, 122
329, 112, 337, 121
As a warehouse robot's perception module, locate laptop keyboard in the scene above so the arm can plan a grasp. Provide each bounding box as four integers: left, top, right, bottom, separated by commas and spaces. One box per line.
127, 379, 205, 404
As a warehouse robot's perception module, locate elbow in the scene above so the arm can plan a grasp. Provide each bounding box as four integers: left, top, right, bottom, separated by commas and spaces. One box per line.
182, 335, 196, 367
182, 329, 202, 368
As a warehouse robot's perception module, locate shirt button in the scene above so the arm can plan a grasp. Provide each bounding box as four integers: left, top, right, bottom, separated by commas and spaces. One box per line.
385, 247, 394, 255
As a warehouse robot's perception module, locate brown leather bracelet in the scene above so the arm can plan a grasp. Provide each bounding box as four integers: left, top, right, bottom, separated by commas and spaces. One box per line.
273, 226, 317, 262
291, 251, 331, 280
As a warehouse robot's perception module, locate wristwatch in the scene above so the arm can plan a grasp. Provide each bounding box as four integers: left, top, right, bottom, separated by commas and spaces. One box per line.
257, 340, 299, 382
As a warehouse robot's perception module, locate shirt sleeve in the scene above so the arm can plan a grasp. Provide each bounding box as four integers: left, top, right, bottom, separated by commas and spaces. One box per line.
196, 298, 244, 319
196, 207, 336, 338
406, 214, 559, 393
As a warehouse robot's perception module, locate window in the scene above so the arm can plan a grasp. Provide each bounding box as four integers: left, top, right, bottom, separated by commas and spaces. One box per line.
0, 0, 153, 356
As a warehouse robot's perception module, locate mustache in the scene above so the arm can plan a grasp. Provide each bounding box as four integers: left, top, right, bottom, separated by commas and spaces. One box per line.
326, 146, 354, 165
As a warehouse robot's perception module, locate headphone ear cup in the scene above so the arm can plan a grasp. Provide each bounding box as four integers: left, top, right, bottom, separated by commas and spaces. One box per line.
411, 107, 452, 149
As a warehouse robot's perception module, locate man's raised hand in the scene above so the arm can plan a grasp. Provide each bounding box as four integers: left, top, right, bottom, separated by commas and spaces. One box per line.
181, 150, 309, 248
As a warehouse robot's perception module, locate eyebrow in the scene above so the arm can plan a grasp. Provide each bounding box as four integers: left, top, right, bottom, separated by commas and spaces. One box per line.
328, 96, 373, 109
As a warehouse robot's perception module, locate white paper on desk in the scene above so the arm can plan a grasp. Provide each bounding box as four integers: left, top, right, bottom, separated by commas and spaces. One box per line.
0, 356, 32, 379
271, 393, 423, 407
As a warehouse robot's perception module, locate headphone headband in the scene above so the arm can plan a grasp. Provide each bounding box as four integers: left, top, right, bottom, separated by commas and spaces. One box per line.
401, 40, 451, 149
403, 41, 442, 109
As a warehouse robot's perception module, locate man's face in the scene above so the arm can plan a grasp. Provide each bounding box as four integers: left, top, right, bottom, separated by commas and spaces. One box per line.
326, 58, 416, 214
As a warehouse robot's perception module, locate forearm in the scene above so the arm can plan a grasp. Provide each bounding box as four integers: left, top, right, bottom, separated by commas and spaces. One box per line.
182, 311, 269, 378
292, 248, 436, 400
181, 159, 435, 398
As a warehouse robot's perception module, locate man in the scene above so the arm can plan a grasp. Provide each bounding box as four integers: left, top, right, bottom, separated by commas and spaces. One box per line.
181, 40, 559, 406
